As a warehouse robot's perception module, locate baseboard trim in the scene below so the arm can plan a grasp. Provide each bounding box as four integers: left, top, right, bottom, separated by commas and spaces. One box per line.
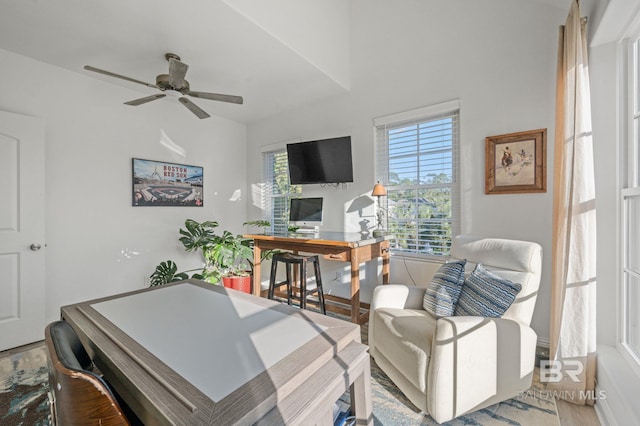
596, 345, 640, 425
535, 338, 550, 367
594, 389, 617, 426
537, 336, 550, 348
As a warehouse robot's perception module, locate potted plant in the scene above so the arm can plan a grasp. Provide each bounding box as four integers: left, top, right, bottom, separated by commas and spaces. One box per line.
205, 230, 253, 293
150, 219, 255, 293
150, 219, 219, 286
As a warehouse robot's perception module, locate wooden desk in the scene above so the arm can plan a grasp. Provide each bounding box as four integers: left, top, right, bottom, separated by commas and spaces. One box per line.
60, 280, 372, 426
244, 232, 392, 324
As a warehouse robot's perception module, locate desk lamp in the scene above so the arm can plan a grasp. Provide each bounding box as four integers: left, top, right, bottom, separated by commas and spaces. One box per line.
372, 182, 387, 237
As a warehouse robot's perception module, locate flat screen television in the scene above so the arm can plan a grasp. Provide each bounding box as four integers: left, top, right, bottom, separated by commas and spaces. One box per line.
289, 197, 323, 228
286, 136, 353, 185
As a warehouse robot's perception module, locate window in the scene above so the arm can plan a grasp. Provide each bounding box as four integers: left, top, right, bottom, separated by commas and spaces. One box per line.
375, 100, 460, 257
622, 37, 640, 365
262, 148, 301, 234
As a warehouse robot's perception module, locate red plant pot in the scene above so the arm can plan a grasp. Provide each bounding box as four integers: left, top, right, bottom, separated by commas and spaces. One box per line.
222, 276, 251, 294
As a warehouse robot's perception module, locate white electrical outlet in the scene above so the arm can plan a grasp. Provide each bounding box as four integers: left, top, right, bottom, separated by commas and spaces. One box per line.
144, 275, 151, 287
335, 271, 342, 282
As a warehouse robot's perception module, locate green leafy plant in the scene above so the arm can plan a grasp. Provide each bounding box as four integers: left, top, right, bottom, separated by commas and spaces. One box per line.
150, 260, 203, 287
150, 219, 255, 286
241, 221, 284, 274
179, 219, 219, 252
205, 230, 253, 279
243, 220, 271, 234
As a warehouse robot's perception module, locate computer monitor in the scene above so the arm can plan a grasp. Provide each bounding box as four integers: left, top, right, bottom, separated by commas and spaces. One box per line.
289, 197, 323, 231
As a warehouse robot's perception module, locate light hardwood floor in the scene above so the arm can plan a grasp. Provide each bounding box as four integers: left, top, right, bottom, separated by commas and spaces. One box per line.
557, 399, 601, 426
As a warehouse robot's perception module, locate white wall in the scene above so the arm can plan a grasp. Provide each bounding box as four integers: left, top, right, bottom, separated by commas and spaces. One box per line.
0, 48, 248, 323
223, 0, 350, 90
246, 0, 567, 340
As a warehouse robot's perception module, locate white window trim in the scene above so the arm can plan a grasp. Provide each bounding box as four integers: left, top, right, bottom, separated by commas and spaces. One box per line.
594, 5, 640, 425
619, 34, 640, 378
374, 99, 460, 259
260, 138, 302, 153
373, 99, 461, 127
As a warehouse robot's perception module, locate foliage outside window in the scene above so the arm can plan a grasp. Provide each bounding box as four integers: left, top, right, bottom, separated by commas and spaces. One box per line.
375, 101, 460, 257
263, 149, 301, 233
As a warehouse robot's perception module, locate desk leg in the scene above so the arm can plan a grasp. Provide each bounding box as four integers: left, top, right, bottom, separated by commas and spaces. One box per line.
350, 250, 360, 324
253, 243, 262, 296
351, 355, 373, 425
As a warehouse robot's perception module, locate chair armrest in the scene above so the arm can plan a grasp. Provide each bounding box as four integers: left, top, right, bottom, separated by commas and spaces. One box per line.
368, 285, 427, 355
370, 284, 427, 312
427, 316, 537, 423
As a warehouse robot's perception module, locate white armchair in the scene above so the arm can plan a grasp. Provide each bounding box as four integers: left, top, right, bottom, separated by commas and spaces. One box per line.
368, 235, 542, 423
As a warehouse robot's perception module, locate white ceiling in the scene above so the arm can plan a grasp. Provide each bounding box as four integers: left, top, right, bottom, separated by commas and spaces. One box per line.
0, 0, 574, 124
0, 0, 348, 123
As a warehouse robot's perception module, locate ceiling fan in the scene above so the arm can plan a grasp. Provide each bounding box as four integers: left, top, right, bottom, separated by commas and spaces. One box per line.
84, 53, 243, 119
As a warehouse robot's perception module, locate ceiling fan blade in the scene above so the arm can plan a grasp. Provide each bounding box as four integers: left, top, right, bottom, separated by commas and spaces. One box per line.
179, 97, 211, 119
169, 58, 188, 88
188, 91, 244, 105
84, 65, 158, 89
124, 94, 166, 106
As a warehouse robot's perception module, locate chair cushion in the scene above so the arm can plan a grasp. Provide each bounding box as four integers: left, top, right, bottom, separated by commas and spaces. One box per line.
372, 307, 436, 392
422, 259, 466, 317
50, 321, 93, 371
454, 263, 522, 317
450, 235, 542, 325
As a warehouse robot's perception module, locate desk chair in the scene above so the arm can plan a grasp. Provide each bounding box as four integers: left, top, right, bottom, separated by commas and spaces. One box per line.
44, 321, 139, 426
268, 252, 326, 314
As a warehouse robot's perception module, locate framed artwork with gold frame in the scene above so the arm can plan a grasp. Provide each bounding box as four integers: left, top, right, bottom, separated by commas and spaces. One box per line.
485, 128, 547, 194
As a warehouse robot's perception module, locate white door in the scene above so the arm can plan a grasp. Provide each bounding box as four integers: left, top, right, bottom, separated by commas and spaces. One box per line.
0, 110, 45, 351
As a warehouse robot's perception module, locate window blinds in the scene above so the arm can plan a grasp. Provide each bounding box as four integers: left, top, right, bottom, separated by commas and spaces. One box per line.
375, 103, 460, 256
262, 148, 301, 234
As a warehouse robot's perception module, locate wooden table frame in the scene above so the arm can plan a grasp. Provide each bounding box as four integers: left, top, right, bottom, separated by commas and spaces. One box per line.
245, 232, 391, 324
60, 280, 373, 425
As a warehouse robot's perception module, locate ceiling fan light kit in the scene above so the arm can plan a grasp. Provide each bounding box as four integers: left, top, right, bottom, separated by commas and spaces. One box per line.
84, 53, 243, 119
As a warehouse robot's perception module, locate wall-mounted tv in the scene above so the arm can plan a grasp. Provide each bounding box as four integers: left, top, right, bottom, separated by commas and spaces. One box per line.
286, 136, 353, 185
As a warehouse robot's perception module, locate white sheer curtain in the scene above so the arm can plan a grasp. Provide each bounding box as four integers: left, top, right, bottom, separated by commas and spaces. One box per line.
550, 0, 597, 405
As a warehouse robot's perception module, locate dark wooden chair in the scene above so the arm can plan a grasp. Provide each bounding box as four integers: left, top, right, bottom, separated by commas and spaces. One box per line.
44, 320, 134, 426
268, 252, 326, 314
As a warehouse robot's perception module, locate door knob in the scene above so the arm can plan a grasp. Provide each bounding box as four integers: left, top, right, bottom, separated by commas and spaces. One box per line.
30, 243, 42, 251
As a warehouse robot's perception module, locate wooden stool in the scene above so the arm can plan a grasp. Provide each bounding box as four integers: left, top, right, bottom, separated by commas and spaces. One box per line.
268, 253, 326, 314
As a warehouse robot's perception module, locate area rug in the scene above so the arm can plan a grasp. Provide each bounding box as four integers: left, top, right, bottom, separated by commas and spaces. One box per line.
338, 360, 559, 425
0, 331, 558, 426
0, 344, 50, 426
339, 321, 559, 425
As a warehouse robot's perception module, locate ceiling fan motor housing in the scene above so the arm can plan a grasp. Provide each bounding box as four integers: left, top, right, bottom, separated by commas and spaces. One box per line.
156, 74, 190, 94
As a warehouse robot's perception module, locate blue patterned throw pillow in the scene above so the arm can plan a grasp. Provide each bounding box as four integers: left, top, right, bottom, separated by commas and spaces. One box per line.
454, 263, 522, 318
423, 259, 466, 317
